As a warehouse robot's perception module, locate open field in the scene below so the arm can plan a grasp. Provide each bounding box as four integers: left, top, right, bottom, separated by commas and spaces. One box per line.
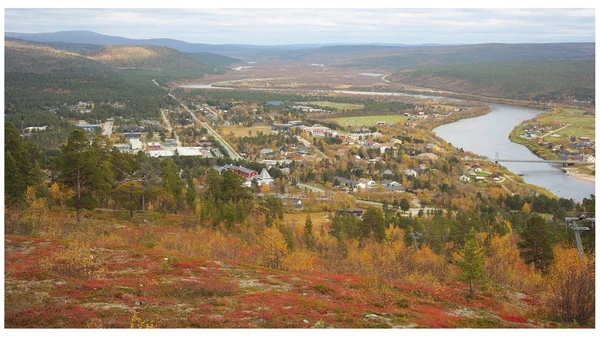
534, 108, 595, 140
283, 211, 331, 230
221, 125, 274, 137
301, 101, 365, 110
328, 115, 408, 127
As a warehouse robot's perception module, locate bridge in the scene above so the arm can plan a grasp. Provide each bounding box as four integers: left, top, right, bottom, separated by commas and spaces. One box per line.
461, 152, 584, 165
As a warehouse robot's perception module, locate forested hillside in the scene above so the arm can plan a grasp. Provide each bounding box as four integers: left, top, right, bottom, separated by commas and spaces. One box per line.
390, 60, 595, 103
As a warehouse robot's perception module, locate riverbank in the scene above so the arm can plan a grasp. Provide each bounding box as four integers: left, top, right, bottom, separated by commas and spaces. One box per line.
508, 107, 595, 183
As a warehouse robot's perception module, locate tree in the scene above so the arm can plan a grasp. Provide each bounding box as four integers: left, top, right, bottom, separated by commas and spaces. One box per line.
522, 202, 532, 214
50, 182, 73, 209
304, 214, 315, 250
360, 207, 386, 242
160, 159, 184, 200
399, 198, 411, 212
59, 130, 112, 224
114, 181, 143, 217
5, 122, 42, 205
518, 214, 555, 271
258, 227, 290, 269
186, 179, 196, 212
457, 227, 485, 297
544, 246, 595, 324
22, 186, 49, 236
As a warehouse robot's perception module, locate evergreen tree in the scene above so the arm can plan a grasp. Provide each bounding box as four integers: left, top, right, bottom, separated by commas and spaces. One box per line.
360, 207, 386, 242
458, 227, 486, 297
399, 198, 411, 212
304, 214, 315, 250
518, 214, 555, 271
58, 130, 112, 224
186, 179, 196, 212
5, 122, 42, 205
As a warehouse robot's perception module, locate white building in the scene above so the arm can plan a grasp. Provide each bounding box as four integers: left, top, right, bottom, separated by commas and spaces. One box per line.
176, 147, 203, 156
148, 150, 175, 158
460, 175, 470, 182
130, 138, 143, 150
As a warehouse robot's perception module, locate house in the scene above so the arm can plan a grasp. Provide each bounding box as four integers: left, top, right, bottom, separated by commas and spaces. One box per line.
334, 176, 360, 190
256, 168, 274, 185
376, 121, 386, 126
147, 142, 162, 150
124, 132, 142, 139
425, 143, 436, 152
384, 184, 405, 193
222, 164, 258, 179
24, 126, 48, 132
336, 208, 364, 217
164, 139, 178, 147
475, 176, 485, 182
113, 144, 132, 153
404, 169, 418, 177
381, 169, 394, 176
459, 175, 470, 182
358, 178, 376, 186
260, 148, 276, 157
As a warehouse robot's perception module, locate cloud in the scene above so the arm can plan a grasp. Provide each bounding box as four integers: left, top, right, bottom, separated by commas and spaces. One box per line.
4, 8, 595, 44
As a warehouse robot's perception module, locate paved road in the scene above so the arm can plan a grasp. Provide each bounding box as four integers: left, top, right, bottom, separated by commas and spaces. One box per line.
296, 135, 327, 159
101, 120, 113, 137
160, 109, 182, 147
297, 183, 326, 193
152, 79, 242, 160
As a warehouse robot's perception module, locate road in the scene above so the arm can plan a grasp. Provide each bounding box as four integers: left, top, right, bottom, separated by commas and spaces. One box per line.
540, 124, 571, 139
381, 74, 391, 83
160, 109, 182, 147
296, 135, 327, 159
153, 79, 242, 160
101, 120, 113, 137
297, 183, 326, 193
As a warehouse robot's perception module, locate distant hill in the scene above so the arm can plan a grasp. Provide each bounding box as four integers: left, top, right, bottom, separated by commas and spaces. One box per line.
186, 52, 242, 68
5, 30, 296, 57
334, 43, 595, 68
5, 39, 114, 74
88, 45, 204, 70
391, 59, 595, 103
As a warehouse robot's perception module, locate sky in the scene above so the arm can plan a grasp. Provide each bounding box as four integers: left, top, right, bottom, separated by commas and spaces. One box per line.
4, 8, 596, 45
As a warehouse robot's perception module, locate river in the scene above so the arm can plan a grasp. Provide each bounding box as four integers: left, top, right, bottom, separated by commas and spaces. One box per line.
180, 82, 595, 201
433, 104, 595, 201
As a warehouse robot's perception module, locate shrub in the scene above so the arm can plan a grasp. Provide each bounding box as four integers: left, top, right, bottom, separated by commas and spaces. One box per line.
40, 245, 106, 278
543, 247, 595, 325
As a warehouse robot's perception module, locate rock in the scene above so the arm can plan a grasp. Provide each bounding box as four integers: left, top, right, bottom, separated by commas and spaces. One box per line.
312, 320, 325, 328
303, 320, 309, 324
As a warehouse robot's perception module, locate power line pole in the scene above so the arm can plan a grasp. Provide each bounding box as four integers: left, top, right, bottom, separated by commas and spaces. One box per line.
565, 215, 594, 259
409, 232, 422, 251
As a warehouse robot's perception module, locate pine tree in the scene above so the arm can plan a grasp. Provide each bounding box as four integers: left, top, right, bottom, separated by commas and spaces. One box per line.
518, 214, 554, 271
458, 227, 485, 297
304, 214, 315, 250
59, 130, 112, 224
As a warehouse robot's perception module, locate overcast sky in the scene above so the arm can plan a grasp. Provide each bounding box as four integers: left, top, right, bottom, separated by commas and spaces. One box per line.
4, 8, 595, 45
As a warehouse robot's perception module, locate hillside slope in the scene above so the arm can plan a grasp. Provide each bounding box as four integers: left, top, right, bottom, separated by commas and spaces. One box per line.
391, 59, 595, 103
5, 219, 554, 328
89, 45, 204, 70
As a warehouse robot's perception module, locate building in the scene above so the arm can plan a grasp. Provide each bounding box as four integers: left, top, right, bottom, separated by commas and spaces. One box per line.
130, 138, 143, 150
459, 175, 470, 182
176, 147, 203, 156
113, 144, 132, 153
256, 168, 274, 185
148, 150, 175, 158
358, 178, 376, 186
147, 142, 162, 151
222, 164, 258, 179
404, 169, 418, 177
336, 208, 364, 217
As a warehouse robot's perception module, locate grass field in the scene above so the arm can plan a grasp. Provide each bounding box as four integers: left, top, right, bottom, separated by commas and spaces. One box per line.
301, 101, 364, 110
535, 108, 595, 139
221, 125, 274, 137
283, 212, 331, 231
328, 115, 408, 127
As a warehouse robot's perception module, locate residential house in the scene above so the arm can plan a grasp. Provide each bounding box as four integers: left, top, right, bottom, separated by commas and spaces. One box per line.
459, 175, 470, 182
404, 169, 418, 177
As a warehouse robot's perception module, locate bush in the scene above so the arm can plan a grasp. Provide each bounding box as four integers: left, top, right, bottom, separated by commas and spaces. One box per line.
40, 245, 106, 278
544, 247, 595, 325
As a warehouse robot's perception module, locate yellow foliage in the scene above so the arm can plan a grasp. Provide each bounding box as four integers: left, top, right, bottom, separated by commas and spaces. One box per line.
130, 311, 158, 329
283, 251, 316, 272
543, 246, 595, 324
522, 202, 531, 214
257, 227, 290, 269
485, 233, 541, 290
40, 244, 106, 278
